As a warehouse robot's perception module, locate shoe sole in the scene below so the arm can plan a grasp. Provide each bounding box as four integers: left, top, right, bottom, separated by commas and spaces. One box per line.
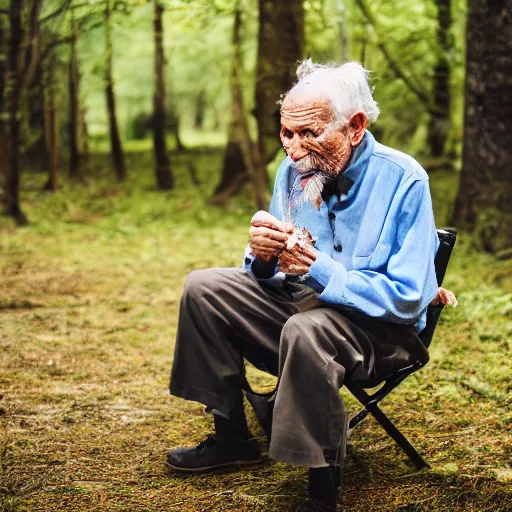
166, 457, 265, 473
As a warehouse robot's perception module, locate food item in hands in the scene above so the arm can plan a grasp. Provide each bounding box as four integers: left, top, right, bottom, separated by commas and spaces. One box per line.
278, 227, 314, 273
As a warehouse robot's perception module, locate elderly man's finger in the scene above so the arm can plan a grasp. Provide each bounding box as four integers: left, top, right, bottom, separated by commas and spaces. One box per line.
251, 218, 289, 232
284, 222, 295, 233
250, 226, 289, 242
295, 254, 314, 267
251, 210, 279, 225
250, 211, 293, 233
298, 257, 314, 267
287, 248, 314, 265
253, 246, 274, 255
253, 250, 275, 262
301, 243, 317, 261
282, 245, 315, 263
250, 245, 281, 257
250, 235, 285, 249
280, 263, 308, 274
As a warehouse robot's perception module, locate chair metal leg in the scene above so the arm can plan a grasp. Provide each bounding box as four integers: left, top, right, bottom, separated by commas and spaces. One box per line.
349, 407, 369, 429
345, 380, 430, 470
367, 403, 430, 470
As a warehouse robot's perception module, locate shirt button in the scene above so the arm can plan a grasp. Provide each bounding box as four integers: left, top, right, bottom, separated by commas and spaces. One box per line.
334, 243, 342, 252
328, 212, 336, 220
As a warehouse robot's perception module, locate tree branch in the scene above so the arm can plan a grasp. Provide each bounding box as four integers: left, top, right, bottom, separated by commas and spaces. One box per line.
354, 0, 442, 116
20, 0, 44, 87
80, 19, 104, 33
70, 1, 96, 10
39, 36, 73, 63
40, 0, 72, 24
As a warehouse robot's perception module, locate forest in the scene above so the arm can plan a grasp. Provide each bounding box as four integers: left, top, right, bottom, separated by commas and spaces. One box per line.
0, 0, 511, 511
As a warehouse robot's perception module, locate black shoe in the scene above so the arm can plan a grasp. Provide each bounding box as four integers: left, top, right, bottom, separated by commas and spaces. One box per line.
289, 498, 337, 511
166, 434, 263, 472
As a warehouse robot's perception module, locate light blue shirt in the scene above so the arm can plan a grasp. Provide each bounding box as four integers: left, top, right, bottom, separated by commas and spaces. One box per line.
243, 131, 439, 333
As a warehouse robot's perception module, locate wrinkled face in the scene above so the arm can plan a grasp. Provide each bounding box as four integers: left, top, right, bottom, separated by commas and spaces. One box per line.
280, 96, 353, 183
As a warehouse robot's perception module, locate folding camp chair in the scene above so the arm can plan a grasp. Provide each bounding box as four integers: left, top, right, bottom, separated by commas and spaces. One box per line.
244, 228, 457, 470
344, 228, 457, 470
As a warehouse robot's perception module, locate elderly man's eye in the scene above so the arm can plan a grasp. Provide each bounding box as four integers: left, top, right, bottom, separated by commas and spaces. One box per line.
300, 130, 317, 139
282, 129, 293, 139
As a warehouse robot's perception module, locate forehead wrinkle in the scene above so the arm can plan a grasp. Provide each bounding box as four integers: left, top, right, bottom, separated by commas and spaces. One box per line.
280, 100, 335, 132
280, 117, 327, 133
281, 101, 333, 118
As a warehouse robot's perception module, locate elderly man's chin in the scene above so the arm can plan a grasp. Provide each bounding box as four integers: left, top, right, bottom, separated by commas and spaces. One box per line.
291, 155, 318, 173
292, 157, 329, 179
290, 157, 332, 204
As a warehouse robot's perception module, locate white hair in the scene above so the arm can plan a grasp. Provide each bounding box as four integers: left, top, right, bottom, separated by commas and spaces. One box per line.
292, 59, 380, 126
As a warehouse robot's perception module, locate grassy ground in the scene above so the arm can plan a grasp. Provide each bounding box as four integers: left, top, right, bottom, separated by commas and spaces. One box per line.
1, 146, 511, 512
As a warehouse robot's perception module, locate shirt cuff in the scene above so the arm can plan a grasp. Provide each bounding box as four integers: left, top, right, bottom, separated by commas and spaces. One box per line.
243, 246, 278, 279
309, 251, 344, 288
242, 246, 255, 271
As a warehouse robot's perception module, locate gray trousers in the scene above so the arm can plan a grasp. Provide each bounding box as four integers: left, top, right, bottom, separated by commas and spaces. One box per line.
170, 268, 428, 468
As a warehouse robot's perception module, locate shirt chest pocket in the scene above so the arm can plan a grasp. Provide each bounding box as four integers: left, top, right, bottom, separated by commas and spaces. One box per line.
352, 193, 395, 260
354, 222, 383, 258
352, 217, 394, 272
353, 241, 391, 271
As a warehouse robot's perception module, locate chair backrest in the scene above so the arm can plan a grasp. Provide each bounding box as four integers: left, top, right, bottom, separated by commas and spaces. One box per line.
419, 228, 457, 347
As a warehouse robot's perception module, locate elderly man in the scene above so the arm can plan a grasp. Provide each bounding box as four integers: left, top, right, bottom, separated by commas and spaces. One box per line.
167, 60, 439, 512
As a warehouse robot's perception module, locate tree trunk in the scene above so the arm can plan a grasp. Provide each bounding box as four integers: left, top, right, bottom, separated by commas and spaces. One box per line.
20, 0, 43, 88
0, 14, 8, 215
194, 89, 206, 130
69, 18, 81, 178
255, 0, 305, 165
212, 105, 221, 131
212, 5, 268, 207
44, 63, 59, 191
427, 0, 452, 158
186, 162, 200, 186
78, 106, 89, 159
212, 121, 247, 203
166, 75, 185, 153
1, 1, 27, 224
0, 15, 6, 101
212, 6, 248, 202
451, 0, 512, 253
152, 0, 173, 190
24, 58, 49, 170
232, 8, 267, 209
172, 114, 185, 152
105, 1, 127, 182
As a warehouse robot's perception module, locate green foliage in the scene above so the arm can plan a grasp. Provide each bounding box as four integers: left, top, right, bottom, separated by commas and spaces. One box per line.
47, 0, 466, 159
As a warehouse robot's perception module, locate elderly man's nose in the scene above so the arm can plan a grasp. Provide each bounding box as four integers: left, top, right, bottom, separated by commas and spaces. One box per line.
288, 140, 309, 161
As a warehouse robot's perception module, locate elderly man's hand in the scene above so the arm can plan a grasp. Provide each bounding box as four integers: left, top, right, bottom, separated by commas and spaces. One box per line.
249, 211, 294, 262
278, 240, 317, 275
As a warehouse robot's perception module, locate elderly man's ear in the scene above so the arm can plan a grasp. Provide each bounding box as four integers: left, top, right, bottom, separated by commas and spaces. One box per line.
348, 112, 368, 146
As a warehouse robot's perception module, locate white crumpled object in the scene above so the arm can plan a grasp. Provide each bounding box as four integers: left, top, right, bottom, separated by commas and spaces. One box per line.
286, 227, 314, 250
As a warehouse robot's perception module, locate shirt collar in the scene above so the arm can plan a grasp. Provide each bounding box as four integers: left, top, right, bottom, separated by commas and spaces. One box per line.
321, 130, 375, 201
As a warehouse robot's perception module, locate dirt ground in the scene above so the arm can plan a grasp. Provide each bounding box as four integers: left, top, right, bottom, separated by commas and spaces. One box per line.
1, 161, 511, 511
